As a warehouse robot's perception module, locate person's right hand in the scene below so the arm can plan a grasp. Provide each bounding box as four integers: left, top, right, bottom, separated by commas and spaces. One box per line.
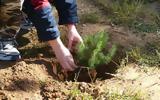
67, 24, 83, 51
48, 37, 78, 72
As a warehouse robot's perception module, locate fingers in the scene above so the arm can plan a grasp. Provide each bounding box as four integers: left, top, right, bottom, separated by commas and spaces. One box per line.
62, 61, 74, 72
49, 38, 78, 72
67, 55, 78, 69
58, 54, 77, 72
62, 56, 78, 72
68, 37, 84, 51
79, 36, 83, 43
68, 36, 73, 50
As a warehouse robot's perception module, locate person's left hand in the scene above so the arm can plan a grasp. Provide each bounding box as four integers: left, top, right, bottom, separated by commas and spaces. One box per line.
67, 24, 83, 50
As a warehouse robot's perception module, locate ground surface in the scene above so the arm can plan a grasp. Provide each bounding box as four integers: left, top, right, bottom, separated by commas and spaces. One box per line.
0, 0, 160, 100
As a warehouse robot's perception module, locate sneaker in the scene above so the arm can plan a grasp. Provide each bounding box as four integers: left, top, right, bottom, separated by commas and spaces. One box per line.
0, 40, 21, 61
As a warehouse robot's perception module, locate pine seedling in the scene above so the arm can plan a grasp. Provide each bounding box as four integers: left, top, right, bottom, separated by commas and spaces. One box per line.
76, 31, 117, 69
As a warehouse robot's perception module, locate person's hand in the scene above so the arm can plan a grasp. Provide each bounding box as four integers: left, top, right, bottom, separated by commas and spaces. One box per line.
67, 24, 83, 50
48, 37, 78, 72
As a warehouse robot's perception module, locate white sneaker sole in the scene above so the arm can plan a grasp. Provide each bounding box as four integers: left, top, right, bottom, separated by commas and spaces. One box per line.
0, 53, 21, 61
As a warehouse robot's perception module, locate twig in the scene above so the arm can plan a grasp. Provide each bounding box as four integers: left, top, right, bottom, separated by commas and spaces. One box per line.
87, 68, 94, 83
74, 68, 82, 81
146, 83, 159, 89
111, 60, 120, 67
105, 72, 123, 80
74, 67, 95, 82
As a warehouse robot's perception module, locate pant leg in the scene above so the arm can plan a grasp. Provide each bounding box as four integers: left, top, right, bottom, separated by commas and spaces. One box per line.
53, 0, 78, 25
22, 0, 60, 41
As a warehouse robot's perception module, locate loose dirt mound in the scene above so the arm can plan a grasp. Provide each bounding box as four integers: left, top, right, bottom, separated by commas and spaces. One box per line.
0, 61, 52, 99
1, 61, 160, 99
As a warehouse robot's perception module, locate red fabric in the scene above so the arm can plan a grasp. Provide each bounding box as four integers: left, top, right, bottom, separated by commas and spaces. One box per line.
31, 0, 50, 9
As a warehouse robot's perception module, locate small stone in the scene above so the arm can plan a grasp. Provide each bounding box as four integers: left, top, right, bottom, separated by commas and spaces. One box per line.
38, 53, 43, 59
82, 24, 87, 27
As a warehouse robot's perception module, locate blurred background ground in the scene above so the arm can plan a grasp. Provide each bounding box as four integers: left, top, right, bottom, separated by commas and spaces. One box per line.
0, 0, 160, 99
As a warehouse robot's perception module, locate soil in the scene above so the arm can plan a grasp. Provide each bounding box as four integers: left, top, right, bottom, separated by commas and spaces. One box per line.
0, 0, 160, 100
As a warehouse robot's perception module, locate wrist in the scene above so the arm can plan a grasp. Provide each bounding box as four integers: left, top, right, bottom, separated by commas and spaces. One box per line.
67, 24, 76, 30
48, 37, 64, 51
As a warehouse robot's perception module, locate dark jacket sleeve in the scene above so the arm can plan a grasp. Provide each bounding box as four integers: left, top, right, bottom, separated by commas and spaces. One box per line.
22, 0, 60, 41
